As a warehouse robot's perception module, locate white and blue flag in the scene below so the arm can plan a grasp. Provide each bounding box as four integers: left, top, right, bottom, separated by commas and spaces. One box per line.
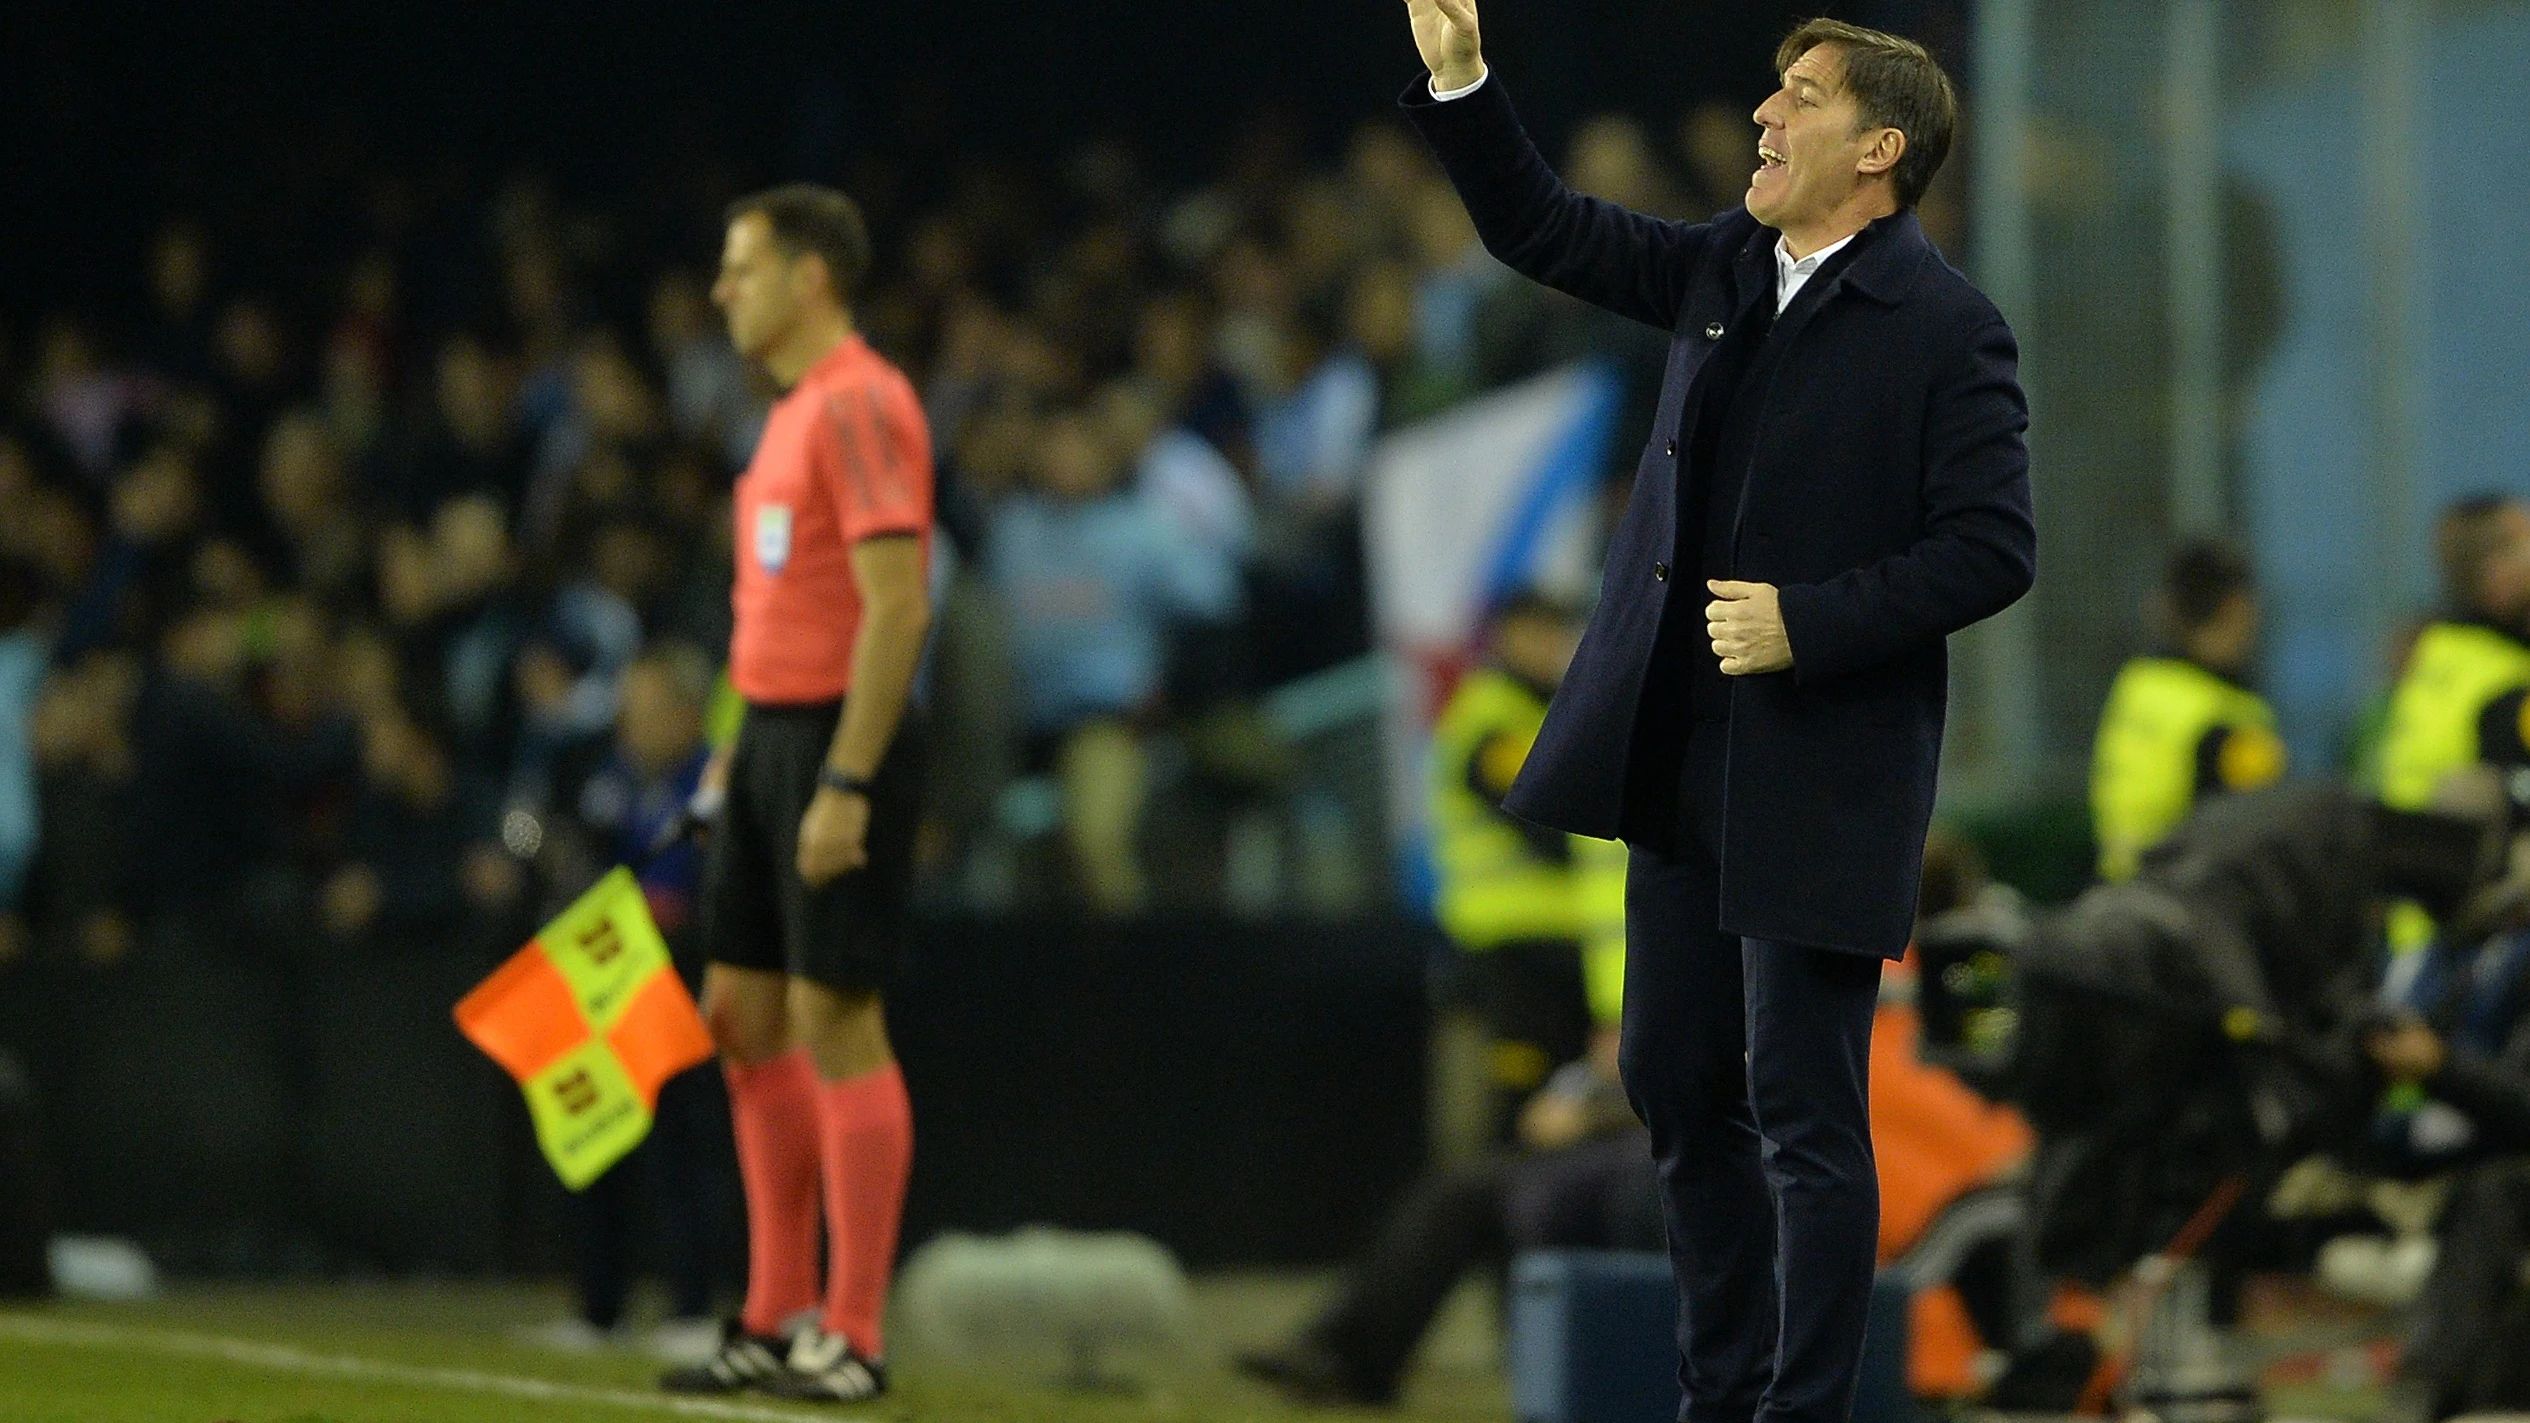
1362, 362, 1624, 910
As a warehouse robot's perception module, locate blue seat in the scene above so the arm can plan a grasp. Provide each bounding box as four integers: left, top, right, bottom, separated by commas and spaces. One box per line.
1509, 1250, 1681, 1423
1510, 1187, 2029, 1423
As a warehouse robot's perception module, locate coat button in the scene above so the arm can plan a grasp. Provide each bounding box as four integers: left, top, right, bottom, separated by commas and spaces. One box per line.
1705, 321, 1725, 340
1664, 439, 1678, 458
1653, 562, 1670, 582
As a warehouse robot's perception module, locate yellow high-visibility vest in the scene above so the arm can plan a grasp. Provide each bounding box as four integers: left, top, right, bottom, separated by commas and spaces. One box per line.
2375, 621, 2530, 952
1574, 834, 1629, 1028
2377, 622, 2530, 810
2089, 657, 2285, 882
1429, 669, 1588, 950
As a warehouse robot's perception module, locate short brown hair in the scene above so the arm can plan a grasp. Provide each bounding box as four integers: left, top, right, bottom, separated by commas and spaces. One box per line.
2439, 493, 2528, 614
1775, 18, 1959, 210
2162, 537, 2256, 631
725, 183, 872, 304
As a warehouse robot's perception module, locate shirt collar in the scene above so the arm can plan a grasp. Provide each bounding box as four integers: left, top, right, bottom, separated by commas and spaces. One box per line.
1775, 231, 1860, 280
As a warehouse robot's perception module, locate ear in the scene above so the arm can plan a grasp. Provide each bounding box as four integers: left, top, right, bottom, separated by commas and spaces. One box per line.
1857, 127, 1907, 180
789, 251, 837, 306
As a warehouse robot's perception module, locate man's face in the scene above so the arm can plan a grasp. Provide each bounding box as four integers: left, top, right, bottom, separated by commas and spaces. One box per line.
2194, 590, 2262, 675
1747, 44, 1895, 232
713, 213, 803, 362
617, 665, 703, 775
1495, 613, 1582, 691
2483, 503, 2530, 626
1034, 414, 1120, 501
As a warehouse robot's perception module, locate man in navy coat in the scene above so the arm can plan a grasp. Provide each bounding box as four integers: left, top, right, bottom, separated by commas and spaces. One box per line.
1399, 5, 2037, 1421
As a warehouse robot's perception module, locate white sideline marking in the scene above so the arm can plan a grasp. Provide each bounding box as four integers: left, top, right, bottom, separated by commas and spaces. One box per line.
0, 1313, 830, 1420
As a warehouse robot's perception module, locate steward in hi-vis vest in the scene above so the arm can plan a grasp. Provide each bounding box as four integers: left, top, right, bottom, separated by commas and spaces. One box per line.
2090, 540, 2285, 881
1427, 592, 1619, 1136
2377, 621, 2530, 811
2376, 496, 2530, 953
1431, 665, 1580, 949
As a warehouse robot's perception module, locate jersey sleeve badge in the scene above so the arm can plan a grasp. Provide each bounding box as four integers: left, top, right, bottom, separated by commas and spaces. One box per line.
754, 503, 795, 575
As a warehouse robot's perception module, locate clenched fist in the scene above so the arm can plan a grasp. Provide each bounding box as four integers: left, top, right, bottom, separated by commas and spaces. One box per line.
1405, 0, 1487, 93
1707, 580, 1794, 677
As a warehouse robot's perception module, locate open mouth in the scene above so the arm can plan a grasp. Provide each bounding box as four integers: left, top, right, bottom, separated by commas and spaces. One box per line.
1755, 143, 1788, 181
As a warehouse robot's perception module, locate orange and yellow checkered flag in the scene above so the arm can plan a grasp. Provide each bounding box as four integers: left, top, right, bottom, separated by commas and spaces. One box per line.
455, 867, 716, 1189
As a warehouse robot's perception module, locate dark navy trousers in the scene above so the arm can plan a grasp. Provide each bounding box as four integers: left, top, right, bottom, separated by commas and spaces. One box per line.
1619, 727, 1882, 1423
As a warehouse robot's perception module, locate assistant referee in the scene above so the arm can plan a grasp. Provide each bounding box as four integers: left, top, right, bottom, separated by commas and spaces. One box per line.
662, 184, 932, 1406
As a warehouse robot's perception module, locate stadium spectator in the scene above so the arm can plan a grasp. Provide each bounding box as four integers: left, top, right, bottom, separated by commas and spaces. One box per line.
1343, 258, 1466, 428
21, 650, 140, 970
381, 494, 529, 772
318, 702, 516, 958
74, 441, 208, 660
36, 318, 156, 482
523, 333, 666, 551
1677, 100, 1763, 216
255, 411, 370, 610
648, 271, 763, 473
532, 643, 732, 1361
1105, 382, 1254, 582
137, 220, 218, 389
988, 403, 1237, 912
320, 252, 402, 473
1404, 181, 1503, 386
506, 515, 657, 808
206, 298, 298, 503
0, 560, 44, 922
376, 334, 529, 523
1252, 293, 1379, 514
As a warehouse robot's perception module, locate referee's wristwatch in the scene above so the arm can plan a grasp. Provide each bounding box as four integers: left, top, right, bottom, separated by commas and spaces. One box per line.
817, 766, 875, 797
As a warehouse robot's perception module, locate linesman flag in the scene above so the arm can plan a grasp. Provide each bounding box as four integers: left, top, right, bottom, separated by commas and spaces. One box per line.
455, 868, 716, 1189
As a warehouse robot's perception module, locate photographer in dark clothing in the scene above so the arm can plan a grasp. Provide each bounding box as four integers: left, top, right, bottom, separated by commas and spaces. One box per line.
2355, 773, 2530, 1419
1999, 781, 2499, 1286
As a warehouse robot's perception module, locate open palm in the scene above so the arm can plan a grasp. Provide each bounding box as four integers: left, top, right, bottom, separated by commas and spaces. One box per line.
1405, 0, 1485, 90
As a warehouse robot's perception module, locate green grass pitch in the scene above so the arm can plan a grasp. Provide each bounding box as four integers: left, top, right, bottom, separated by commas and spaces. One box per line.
0, 1277, 1511, 1423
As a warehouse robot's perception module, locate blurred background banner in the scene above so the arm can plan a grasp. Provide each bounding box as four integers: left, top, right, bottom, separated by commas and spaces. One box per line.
1365, 361, 1622, 899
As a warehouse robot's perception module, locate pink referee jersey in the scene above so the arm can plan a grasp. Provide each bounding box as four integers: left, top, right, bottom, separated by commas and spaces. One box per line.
728, 335, 934, 705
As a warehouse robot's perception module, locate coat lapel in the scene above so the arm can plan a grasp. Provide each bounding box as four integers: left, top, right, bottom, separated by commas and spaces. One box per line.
1731, 230, 1773, 315
1724, 212, 1925, 544
1839, 208, 1931, 308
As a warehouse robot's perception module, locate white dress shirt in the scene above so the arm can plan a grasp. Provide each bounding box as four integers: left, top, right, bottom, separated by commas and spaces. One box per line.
1431, 73, 1862, 317
1773, 233, 1855, 312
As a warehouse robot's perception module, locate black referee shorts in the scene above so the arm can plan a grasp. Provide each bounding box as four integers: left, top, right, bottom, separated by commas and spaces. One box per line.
701, 700, 925, 994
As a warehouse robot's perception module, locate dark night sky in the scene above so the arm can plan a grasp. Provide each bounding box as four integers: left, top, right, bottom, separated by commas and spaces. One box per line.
0, 0, 1960, 317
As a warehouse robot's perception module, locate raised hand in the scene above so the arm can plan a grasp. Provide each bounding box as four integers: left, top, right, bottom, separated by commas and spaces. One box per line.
1405, 0, 1486, 92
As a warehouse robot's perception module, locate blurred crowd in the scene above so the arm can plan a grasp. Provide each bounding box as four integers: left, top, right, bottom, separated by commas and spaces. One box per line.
0, 96, 1803, 972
